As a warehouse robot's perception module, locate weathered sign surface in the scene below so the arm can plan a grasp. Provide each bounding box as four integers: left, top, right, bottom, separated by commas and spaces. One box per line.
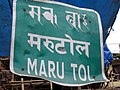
10, 0, 108, 86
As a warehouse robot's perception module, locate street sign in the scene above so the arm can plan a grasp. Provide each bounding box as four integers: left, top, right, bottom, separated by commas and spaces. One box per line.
10, 0, 108, 86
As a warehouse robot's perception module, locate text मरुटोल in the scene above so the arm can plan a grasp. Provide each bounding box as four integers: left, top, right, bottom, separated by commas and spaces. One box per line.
27, 33, 90, 58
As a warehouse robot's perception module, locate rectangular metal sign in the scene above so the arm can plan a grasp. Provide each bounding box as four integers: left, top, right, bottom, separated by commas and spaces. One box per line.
10, 0, 108, 86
